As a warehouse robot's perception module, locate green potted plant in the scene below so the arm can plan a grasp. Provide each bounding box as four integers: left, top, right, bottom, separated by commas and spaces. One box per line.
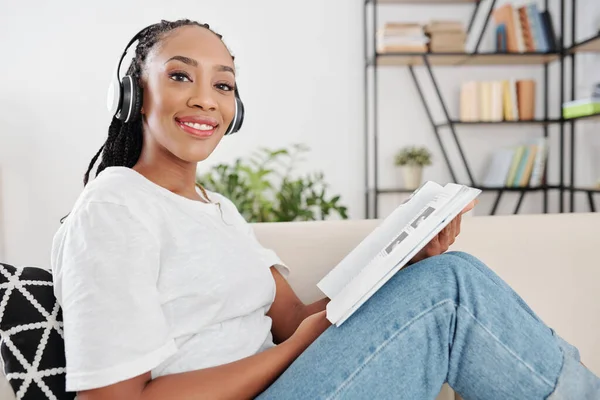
197, 144, 349, 222
394, 146, 432, 189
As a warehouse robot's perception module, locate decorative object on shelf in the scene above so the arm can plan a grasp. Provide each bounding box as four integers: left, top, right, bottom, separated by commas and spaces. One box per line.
394, 146, 432, 190
197, 144, 349, 223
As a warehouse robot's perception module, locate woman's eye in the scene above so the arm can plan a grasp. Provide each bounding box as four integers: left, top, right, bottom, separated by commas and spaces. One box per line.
169, 72, 191, 82
216, 83, 234, 92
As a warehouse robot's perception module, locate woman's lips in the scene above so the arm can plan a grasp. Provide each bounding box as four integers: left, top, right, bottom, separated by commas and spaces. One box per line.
175, 116, 219, 138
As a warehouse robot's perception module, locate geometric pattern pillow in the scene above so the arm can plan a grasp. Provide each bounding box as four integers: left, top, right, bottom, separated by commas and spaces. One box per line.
0, 263, 75, 400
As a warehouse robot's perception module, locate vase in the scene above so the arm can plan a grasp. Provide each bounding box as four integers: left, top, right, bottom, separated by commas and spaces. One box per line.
400, 165, 423, 190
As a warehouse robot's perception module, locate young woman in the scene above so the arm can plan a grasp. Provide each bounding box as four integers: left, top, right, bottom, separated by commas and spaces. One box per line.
51, 19, 599, 399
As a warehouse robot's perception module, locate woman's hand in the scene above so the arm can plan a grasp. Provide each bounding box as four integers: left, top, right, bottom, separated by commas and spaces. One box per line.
408, 200, 477, 264
288, 311, 331, 353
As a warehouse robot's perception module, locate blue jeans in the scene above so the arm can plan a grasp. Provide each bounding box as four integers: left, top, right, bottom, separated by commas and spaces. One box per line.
257, 251, 600, 399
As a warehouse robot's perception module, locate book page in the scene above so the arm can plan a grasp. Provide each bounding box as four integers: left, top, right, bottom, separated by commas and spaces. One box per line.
328, 184, 481, 326
316, 181, 444, 299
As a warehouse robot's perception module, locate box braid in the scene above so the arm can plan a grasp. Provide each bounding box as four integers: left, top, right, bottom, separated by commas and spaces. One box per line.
83, 19, 233, 186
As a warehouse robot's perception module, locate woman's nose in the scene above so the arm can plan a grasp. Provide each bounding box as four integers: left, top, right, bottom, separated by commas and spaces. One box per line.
187, 82, 217, 111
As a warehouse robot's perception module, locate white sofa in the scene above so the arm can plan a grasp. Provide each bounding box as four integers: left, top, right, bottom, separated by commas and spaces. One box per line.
2, 212, 598, 399
252, 212, 600, 399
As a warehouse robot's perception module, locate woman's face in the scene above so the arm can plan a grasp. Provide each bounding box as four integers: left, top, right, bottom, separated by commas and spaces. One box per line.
140, 25, 236, 163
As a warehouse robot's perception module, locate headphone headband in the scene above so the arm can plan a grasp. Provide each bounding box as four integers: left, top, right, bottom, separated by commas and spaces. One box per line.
115, 25, 155, 83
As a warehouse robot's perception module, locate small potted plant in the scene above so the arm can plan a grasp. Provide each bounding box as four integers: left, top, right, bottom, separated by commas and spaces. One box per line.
394, 146, 432, 189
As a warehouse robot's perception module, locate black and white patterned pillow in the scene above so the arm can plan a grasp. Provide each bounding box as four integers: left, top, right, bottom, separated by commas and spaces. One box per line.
0, 263, 75, 400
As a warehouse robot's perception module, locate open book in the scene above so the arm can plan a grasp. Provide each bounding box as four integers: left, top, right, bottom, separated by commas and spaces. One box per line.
317, 181, 481, 327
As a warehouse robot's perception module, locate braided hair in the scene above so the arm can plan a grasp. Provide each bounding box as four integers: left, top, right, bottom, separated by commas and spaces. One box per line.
83, 19, 232, 186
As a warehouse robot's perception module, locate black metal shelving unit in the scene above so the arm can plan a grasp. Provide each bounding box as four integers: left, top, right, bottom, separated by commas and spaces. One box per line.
364, 0, 600, 218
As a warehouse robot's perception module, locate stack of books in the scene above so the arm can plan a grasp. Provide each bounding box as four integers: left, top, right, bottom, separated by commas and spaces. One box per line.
425, 20, 466, 53
377, 23, 428, 53
482, 138, 548, 188
460, 79, 536, 122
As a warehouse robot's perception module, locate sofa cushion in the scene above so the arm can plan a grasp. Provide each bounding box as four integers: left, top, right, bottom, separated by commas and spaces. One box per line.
0, 263, 75, 400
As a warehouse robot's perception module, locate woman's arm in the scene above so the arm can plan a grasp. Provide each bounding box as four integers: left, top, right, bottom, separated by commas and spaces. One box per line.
267, 267, 330, 344
78, 311, 331, 400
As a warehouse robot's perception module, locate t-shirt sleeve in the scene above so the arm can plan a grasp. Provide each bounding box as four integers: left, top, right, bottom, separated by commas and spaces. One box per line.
51, 201, 177, 392
211, 193, 290, 279
238, 219, 291, 279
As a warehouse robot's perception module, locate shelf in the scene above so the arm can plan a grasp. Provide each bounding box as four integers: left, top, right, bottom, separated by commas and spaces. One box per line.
437, 119, 562, 127
435, 113, 600, 127
563, 113, 600, 122
374, 52, 560, 66
375, 53, 467, 66
461, 52, 559, 65
366, 0, 477, 3
363, 1, 588, 217
476, 185, 560, 192
375, 185, 560, 195
569, 34, 600, 53
573, 187, 600, 193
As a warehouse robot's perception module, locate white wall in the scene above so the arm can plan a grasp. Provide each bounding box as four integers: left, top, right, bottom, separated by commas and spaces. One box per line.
0, 0, 365, 266
0, 0, 598, 266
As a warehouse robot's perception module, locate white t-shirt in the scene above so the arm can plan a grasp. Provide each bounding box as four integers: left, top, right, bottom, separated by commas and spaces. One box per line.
51, 166, 289, 392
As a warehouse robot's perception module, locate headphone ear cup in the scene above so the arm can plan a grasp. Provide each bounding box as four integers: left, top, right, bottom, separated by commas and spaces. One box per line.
234, 97, 245, 132
225, 96, 245, 136
117, 76, 142, 123
130, 79, 143, 122
107, 73, 122, 117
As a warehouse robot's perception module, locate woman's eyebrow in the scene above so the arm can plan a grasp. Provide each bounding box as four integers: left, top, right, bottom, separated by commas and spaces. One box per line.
164, 56, 235, 76
164, 55, 198, 67
216, 65, 235, 76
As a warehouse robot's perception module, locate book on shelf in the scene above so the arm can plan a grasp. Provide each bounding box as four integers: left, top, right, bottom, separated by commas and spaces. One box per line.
460, 79, 535, 122
377, 22, 429, 53
377, 20, 465, 54
317, 181, 481, 326
562, 98, 600, 119
493, 1, 558, 53
481, 137, 548, 188
425, 20, 466, 53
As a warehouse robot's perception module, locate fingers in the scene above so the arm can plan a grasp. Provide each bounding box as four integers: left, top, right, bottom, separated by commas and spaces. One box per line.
425, 236, 441, 258
455, 213, 461, 238
438, 225, 451, 253
461, 199, 479, 214
412, 212, 465, 264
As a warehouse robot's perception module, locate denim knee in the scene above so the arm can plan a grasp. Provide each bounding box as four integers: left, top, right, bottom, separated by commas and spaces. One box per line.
402, 253, 476, 304
445, 250, 480, 263
415, 252, 479, 281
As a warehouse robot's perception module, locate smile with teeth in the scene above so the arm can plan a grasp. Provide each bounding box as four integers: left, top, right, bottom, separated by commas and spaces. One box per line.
181, 122, 215, 131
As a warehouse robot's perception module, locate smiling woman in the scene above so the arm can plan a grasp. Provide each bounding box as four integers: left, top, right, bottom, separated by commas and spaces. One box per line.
84, 20, 241, 199
49, 18, 600, 400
